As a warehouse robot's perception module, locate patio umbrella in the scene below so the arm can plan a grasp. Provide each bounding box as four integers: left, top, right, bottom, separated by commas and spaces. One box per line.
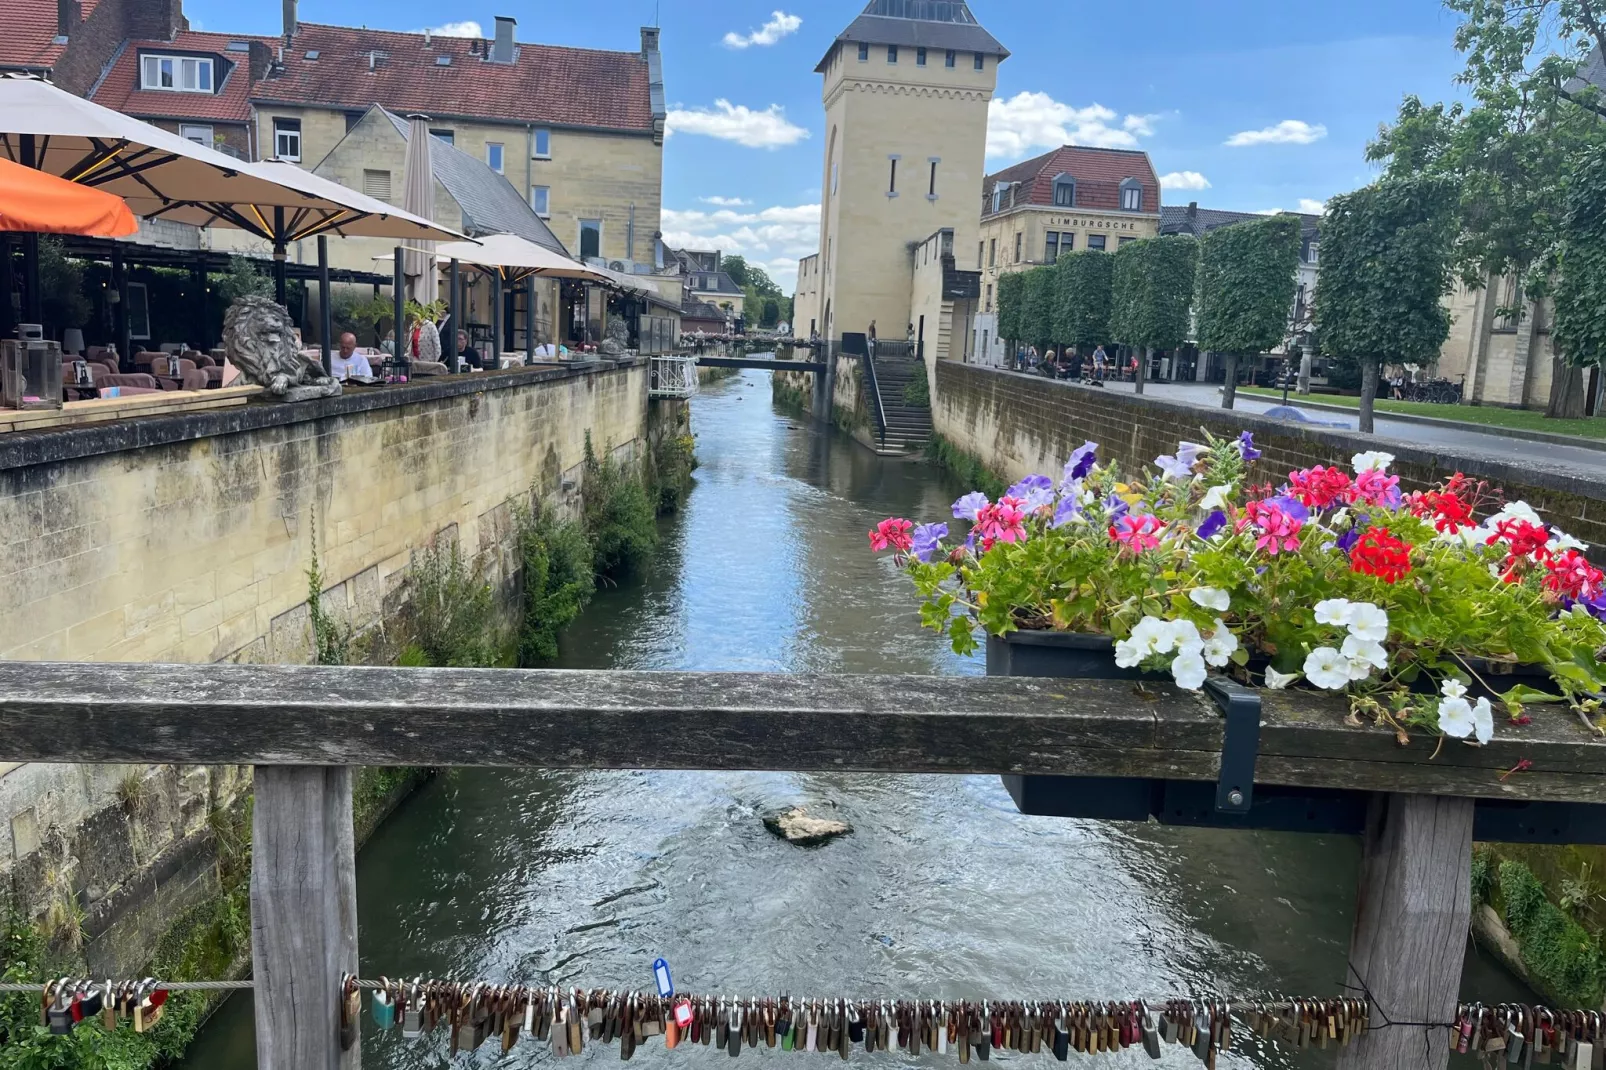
429, 233, 608, 285
0, 157, 136, 237
400, 114, 436, 304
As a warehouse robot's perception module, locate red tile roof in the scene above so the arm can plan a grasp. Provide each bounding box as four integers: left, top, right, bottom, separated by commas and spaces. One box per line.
984, 145, 1161, 215
91, 30, 271, 123
252, 23, 655, 133
0, 0, 101, 69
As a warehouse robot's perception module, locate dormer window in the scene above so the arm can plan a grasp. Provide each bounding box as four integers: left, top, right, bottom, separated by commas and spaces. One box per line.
141, 54, 214, 93
1052, 173, 1075, 208
1120, 178, 1143, 212
991, 182, 1010, 213
1306, 241, 1319, 265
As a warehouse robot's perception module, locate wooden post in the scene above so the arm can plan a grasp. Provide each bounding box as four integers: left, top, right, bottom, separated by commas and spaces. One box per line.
251, 766, 359, 1070
1338, 793, 1473, 1070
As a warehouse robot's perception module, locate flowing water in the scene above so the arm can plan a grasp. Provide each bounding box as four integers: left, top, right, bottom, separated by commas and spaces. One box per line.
181, 370, 1526, 1069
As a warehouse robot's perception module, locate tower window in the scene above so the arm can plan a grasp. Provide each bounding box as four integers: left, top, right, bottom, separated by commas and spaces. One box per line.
887, 155, 899, 196
928, 158, 938, 198
945, 49, 956, 67
858, 42, 869, 61
888, 45, 898, 63
916, 47, 926, 66
974, 52, 984, 70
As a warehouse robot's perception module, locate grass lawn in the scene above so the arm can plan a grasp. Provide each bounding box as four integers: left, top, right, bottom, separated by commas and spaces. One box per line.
1238, 386, 1606, 441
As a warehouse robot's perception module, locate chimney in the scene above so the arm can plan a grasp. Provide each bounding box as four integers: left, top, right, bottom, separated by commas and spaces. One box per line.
283, 0, 297, 39
640, 26, 659, 58
55, 0, 79, 40
423, 28, 432, 48
367, 50, 376, 71
491, 16, 515, 63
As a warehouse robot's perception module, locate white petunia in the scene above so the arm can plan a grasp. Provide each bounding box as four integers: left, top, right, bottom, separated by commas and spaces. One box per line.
1329, 508, 1350, 529
1549, 532, 1589, 554
1438, 696, 1475, 739
1304, 647, 1352, 690
1437, 524, 1490, 548
1351, 450, 1395, 473
1345, 602, 1390, 643
1345, 658, 1376, 682
1314, 598, 1353, 627
1191, 586, 1232, 612
1168, 619, 1205, 656
1170, 650, 1208, 691
1492, 501, 1543, 527
1264, 667, 1300, 690
1202, 622, 1238, 668
1472, 697, 1495, 745
1114, 638, 1144, 669
1441, 678, 1468, 700
1341, 634, 1388, 670
1199, 484, 1233, 512
1130, 615, 1173, 655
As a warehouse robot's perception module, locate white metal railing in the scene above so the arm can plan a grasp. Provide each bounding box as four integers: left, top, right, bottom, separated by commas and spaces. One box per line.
649, 354, 699, 398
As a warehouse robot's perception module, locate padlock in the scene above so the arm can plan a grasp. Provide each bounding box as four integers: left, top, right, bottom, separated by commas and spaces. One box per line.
47, 992, 75, 1035
371, 977, 396, 1030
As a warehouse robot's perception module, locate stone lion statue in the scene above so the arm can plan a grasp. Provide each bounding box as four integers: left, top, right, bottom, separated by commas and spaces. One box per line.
223, 295, 341, 401
598, 316, 631, 357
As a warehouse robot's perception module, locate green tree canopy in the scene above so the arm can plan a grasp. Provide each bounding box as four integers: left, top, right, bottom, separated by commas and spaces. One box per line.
1553, 143, 1606, 369
996, 270, 1026, 344
1052, 249, 1113, 350
1195, 214, 1302, 407
1022, 266, 1058, 347
720, 254, 750, 288
1109, 236, 1198, 352
1315, 176, 1460, 433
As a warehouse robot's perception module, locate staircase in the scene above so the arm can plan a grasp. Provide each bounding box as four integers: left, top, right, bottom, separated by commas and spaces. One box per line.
866, 357, 933, 456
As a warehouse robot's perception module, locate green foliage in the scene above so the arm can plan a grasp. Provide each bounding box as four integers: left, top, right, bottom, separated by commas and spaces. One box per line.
1195, 214, 1302, 356
761, 297, 780, 328
1472, 847, 1496, 904
648, 430, 697, 514
1552, 142, 1606, 368
406, 540, 496, 666
924, 435, 1007, 500
902, 372, 930, 407
1109, 236, 1198, 351
582, 435, 659, 580
1052, 250, 1114, 349
1021, 266, 1058, 346
1500, 859, 1606, 1008
995, 270, 1026, 343
515, 504, 595, 664
306, 537, 354, 666
329, 289, 393, 346
214, 255, 272, 305
721, 254, 751, 288
37, 239, 90, 340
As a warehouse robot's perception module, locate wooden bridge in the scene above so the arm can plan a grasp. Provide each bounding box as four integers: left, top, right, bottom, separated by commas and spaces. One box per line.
3, 660, 1603, 1070
694, 354, 827, 373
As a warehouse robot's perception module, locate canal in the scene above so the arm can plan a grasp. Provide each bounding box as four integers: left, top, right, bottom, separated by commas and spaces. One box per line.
181, 369, 1525, 1068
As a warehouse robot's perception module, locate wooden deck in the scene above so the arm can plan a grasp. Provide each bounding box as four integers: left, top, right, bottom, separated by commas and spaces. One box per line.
0, 385, 260, 433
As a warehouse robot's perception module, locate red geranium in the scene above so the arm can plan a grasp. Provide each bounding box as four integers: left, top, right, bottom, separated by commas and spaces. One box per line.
1488, 518, 1551, 560
1287, 466, 1353, 509
1544, 549, 1605, 602
1352, 526, 1413, 584
868, 518, 913, 553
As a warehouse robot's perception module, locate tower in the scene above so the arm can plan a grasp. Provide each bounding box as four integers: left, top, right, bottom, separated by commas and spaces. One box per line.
806, 0, 1006, 345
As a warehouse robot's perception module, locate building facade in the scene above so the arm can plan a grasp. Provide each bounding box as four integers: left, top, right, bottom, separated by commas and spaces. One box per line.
804, 0, 1006, 352
970, 145, 1162, 366
1434, 274, 1559, 409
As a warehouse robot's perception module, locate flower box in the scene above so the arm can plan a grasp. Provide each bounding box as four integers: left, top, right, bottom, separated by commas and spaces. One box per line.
985, 630, 1164, 681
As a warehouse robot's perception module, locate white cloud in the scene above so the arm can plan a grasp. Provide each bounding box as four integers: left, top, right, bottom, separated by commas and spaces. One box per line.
1159, 171, 1212, 190
700, 195, 752, 206
722, 11, 802, 49
414, 20, 484, 37
1254, 199, 1328, 216
1225, 120, 1328, 147
662, 203, 820, 291
665, 100, 809, 149
986, 91, 1157, 159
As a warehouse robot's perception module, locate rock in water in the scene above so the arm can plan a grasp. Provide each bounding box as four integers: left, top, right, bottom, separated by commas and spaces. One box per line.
764, 806, 851, 847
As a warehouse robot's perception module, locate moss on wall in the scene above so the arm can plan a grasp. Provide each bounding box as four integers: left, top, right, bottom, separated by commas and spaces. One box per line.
925, 434, 1008, 500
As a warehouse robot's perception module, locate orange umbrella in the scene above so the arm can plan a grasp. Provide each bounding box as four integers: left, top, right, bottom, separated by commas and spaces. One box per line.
0, 156, 137, 237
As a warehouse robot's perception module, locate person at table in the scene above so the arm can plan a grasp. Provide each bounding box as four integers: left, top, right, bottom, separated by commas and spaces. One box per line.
331, 333, 373, 380
457, 330, 483, 369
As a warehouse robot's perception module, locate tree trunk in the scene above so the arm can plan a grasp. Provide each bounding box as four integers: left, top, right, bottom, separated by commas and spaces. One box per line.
1220, 353, 1238, 409
1546, 357, 1587, 419
1136, 345, 1149, 395
1358, 357, 1380, 434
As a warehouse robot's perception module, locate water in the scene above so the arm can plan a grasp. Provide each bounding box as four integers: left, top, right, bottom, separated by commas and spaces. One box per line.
181, 371, 1528, 1068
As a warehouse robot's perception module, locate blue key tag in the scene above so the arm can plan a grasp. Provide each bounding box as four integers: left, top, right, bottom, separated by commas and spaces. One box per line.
653, 958, 674, 998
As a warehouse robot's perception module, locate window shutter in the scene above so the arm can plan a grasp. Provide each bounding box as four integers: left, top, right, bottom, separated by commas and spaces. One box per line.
363, 169, 391, 202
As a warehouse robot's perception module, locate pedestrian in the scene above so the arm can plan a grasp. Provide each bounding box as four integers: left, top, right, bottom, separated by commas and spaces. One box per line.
1092, 344, 1109, 382
906, 322, 916, 351
867, 319, 877, 356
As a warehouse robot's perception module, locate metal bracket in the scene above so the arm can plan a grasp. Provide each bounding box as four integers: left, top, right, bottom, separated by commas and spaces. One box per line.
1204, 677, 1261, 814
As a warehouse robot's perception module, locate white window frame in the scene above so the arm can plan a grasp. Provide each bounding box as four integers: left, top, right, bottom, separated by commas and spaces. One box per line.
179, 124, 213, 146
1120, 179, 1143, 212
530, 185, 550, 217
1053, 174, 1075, 208
486, 142, 504, 173
532, 128, 551, 159
1307, 241, 1320, 265
273, 117, 301, 162
140, 54, 212, 92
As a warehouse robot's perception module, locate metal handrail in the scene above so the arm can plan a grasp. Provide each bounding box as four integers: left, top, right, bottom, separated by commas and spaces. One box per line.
860, 347, 889, 448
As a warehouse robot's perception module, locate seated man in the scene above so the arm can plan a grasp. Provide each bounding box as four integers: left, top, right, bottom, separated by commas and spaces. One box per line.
456, 330, 483, 369
331, 333, 373, 380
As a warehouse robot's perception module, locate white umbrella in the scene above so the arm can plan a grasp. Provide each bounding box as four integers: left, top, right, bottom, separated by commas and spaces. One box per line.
429, 233, 607, 284
400, 114, 436, 303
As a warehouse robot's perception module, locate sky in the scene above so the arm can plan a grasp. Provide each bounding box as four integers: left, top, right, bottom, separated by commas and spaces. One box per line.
187, 0, 1475, 292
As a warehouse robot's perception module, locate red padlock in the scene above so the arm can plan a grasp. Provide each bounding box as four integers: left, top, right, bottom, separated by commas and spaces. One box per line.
674, 1000, 694, 1029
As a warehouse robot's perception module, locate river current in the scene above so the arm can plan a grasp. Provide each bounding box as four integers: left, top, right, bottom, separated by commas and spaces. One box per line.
180, 370, 1524, 1068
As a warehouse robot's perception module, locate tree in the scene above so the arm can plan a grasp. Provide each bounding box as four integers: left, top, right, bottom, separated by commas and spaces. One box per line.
1052, 250, 1113, 359
1109, 236, 1198, 395
1552, 142, 1606, 385
216, 255, 272, 305
1195, 214, 1302, 409
721, 254, 750, 289
1315, 177, 1460, 434
1022, 266, 1058, 352
37, 238, 90, 341
996, 270, 1026, 357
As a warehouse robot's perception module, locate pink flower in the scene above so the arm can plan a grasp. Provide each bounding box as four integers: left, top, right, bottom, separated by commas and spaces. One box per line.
1245, 498, 1303, 554
973, 496, 1028, 552
1353, 468, 1401, 509
1109, 513, 1164, 554
869, 518, 914, 553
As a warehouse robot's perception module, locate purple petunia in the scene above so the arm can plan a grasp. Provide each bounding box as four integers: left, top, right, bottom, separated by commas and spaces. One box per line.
1334, 526, 1362, 554
1051, 494, 1082, 528
1103, 493, 1130, 524
1196, 510, 1227, 540
952, 492, 989, 522
1007, 474, 1056, 512
1063, 441, 1099, 485
1271, 494, 1310, 524
911, 522, 949, 563
1176, 441, 1207, 468
1237, 431, 1261, 462
1155, 454, 1194, 481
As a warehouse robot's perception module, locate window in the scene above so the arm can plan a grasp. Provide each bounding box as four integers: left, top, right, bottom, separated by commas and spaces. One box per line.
974, 52, 984, 70
429, 128, 454, 145
579, 219, 602, 260
887, 155, 898, 196
988, 238, 996, 268
978, 241, 984, 269
916, 47, 926, 66
945, 49, 956, 67
179, 124, 213, 146
985, 284, 992, 312
928, 159, 938, 198
858, 42, 869, 61
344, 111, 364, 132
362, 169, 391, 201
1060, 232, 1074, 253
991, 182, 1009, 213
1014, 231, 1022, 262
1045, 233, 1059, 264
1118, 236, 1137, 247
887, 45, 898, 63
486, 143, 504, 173
1053, 174, 1075, 208
533, 128, 551, 158
272, 117, 301, 161
1088, 234, 1107, 251
1120, 179, 1142, 211
1306, 241, 1320, 265
530, 185, 550, 216
141, 54, 213, 93
831, 161, 838, 195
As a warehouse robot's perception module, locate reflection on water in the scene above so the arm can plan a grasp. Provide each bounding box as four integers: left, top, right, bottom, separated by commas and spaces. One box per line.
180, 371, 1527, 1069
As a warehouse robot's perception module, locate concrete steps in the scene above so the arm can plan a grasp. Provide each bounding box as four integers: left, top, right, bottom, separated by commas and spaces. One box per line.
867, 358, 932, 455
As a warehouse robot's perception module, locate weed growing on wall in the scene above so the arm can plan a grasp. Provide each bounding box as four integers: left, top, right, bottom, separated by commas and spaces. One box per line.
404, 541, 496, 666
648, 430, 697, 514
307, 543, 355, 667
1498, 859, 1606, 1008
583, 435, 659, 581
903, 373, 930, 408
515, 503, 595, 665
924, 435, 1007, 500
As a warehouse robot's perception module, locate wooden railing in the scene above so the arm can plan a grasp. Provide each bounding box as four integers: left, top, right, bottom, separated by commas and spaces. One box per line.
3, 661, 1603, 1070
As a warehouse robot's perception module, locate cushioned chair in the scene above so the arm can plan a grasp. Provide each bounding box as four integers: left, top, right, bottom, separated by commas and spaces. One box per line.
157, 358, 197, 389
95, 370, 161, 395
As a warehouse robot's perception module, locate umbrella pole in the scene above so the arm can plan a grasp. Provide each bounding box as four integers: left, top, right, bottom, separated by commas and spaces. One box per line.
492, 272, 504, 366
111, 249, 130, 371
1, 236, 14, 340
447, 259, 460, 373
19, 134, 41, 328
318, 236, 332, 378
393, 246, 405, 368
525, 275, 536, 365
272, 208, 288, 307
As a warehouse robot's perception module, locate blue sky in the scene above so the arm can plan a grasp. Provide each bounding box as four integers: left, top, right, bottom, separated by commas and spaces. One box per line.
189, 0, 1472, 290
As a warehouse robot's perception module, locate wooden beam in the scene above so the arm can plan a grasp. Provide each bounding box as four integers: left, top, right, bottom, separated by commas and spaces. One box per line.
0, 663, 1602, 801
1338, 793, 1473, 1070
251, 766, 359, 1070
